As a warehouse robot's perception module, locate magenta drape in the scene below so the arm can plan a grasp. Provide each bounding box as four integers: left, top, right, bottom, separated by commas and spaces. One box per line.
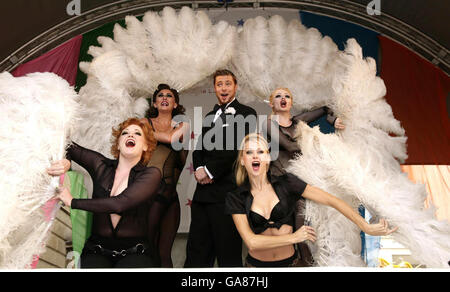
12, 35, 82, 86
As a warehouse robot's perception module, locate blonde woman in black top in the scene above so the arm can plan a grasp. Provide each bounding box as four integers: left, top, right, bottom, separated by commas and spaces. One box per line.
225, 133, 397, 267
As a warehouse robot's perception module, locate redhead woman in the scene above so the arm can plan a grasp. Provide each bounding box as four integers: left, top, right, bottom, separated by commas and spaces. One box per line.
225, 133, 397, 267
47, 118, 162, 268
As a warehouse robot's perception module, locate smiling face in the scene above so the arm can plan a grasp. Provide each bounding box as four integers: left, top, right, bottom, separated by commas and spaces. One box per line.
214, 75, 238, 105
241, 139, 271, 177
270, 88, 293, 114
118, 124, 148, 159
153, 89, 178, 113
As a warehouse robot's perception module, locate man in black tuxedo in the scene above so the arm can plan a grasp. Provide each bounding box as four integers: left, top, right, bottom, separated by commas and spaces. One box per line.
184, 69, 257, 267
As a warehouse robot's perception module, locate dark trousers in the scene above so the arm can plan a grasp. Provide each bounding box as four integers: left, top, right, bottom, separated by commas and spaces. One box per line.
184, 201, 243, 268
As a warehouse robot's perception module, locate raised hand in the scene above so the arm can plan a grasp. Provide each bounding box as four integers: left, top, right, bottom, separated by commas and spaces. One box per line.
293, 225, 317, 243
364, 218, 398, 236
334, 118, 346, 130
47, 159, 71, 176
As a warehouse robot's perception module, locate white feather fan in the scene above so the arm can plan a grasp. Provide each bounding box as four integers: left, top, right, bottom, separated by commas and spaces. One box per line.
287, 39, 450, 268
232, 15, 341, 109
0, 72, 79, 269
76, 6, 236, 158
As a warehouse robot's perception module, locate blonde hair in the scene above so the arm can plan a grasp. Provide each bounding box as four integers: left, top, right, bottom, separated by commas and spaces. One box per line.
269, 87, 294, 116
234, 133, 270, 186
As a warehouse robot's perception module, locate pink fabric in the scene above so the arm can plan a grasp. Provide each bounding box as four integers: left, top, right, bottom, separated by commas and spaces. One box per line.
31, 175, 66, 268
30, 255, 40, 269
12, 35, 82, 86
401, 165, 450, 222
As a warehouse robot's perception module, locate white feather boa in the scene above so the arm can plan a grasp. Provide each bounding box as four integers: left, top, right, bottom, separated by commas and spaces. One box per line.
0, 72, 79, 268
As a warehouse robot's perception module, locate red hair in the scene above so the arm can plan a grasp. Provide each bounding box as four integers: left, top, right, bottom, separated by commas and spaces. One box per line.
110, 118, 156, 165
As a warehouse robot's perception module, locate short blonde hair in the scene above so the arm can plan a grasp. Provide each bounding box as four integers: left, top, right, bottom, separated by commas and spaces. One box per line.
269, 87, 293, 115
234, 133, 270, 186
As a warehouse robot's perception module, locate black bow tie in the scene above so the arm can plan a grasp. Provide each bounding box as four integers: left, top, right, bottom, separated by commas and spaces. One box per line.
213, 104, 227, 113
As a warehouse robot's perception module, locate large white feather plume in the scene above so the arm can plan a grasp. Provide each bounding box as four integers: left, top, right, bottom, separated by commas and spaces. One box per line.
76, 6, 236, 158
287, 39, 450, 268
0, 72, 79, 269
232, 15, 341, 109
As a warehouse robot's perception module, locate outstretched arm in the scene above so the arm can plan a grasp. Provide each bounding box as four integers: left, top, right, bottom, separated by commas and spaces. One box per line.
60, 167, 162, 214
47, 142, 104, 179
295, 107, 345, 130
302, 185, 397, 236
153, 122, 190, 145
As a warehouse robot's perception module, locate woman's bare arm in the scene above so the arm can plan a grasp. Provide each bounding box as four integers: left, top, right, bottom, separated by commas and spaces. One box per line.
232, 214, 316, 252
302, 185, 398, 236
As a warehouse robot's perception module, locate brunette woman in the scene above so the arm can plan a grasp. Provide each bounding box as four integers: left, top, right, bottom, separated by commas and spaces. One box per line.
144, 84, 189, 267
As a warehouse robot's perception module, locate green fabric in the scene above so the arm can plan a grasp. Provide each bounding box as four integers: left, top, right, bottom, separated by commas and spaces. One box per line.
67, 171, 92, 255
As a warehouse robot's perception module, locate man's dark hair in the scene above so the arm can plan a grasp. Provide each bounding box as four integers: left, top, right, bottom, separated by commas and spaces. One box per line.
213, 69, 237, 85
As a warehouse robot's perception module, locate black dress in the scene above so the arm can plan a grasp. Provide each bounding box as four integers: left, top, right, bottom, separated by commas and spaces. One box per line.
146, 119, 188, 267
67, 142, 162, 268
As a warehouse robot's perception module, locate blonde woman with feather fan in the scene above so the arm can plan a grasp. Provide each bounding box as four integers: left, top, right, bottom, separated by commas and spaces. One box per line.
225, 133, 397, 267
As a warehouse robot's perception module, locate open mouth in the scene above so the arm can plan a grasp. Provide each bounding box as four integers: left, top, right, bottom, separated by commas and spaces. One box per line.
125, 139, 136, 148
251, 161, 261, 171
161, 101, 169, 106
280, 100, 287, 107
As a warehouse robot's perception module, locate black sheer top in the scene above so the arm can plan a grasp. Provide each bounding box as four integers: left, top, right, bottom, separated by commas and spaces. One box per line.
262, 107, 336, 176
68, 142, 162, 240
225, 173, 307, 234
